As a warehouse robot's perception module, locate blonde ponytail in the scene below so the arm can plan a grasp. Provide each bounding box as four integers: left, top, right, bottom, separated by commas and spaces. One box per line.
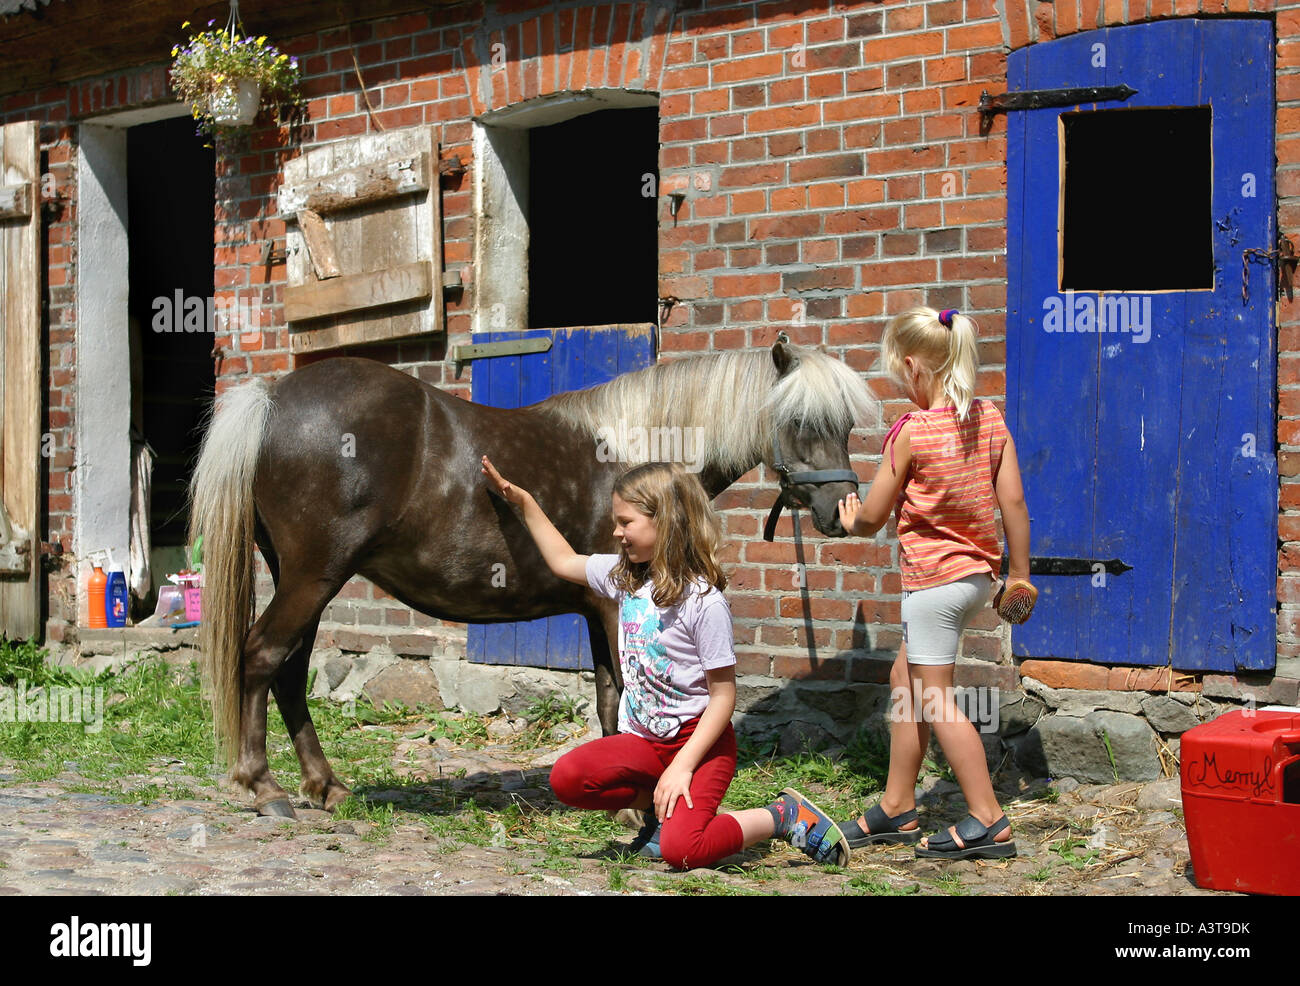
939, 312, 978, 420
881, 307, 982, 420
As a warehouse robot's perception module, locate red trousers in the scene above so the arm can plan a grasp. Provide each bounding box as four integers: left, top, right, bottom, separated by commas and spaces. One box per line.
548, 717, 745, 870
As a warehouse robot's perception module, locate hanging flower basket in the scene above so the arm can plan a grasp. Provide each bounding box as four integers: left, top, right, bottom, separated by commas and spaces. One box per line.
169, 14, 302, 139
209, 78, 262, 126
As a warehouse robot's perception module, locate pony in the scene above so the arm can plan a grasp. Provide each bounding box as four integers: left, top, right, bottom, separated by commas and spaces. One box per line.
188, 338, 879, 817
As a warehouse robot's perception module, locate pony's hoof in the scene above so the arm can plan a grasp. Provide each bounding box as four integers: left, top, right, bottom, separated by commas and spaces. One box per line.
323, 784, 352, 813
257, 798, 297, 819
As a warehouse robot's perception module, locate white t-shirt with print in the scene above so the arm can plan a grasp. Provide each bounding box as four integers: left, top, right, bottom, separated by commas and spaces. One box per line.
585, 554, 736, 740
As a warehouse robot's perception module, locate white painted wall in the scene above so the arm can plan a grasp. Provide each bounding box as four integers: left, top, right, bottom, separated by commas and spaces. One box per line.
73, 103, 192, 623
75, 124, 132, 621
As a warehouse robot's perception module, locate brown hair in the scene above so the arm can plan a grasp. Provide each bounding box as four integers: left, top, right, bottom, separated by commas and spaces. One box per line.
608, 462, 727, 608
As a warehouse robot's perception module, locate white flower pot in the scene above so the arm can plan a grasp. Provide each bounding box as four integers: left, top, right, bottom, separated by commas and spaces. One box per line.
208, 79, 262, 126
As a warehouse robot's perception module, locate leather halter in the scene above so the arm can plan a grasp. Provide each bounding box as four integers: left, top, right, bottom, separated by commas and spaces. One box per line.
762, 430, 861, 541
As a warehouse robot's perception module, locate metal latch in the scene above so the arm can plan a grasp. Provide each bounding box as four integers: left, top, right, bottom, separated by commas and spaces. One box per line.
1242, 232, 1299, 304
977, 84, 1138, 135
450, 337, 553, 378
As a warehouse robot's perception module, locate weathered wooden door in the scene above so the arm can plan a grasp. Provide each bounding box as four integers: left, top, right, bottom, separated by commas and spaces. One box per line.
1007, 19, 1276, 672
0, 121, 42, 639
467, 324, 655, 669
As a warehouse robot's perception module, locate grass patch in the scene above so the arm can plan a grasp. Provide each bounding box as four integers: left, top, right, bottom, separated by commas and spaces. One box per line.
1049, 836, 1101, 870
653, 873, 775, 897
843, 875, 921, 896
513, 693, 585, 750
722, 728, 891, 821
0, 640, 214, 790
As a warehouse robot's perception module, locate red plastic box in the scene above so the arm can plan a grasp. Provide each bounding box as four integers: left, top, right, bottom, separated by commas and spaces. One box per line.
1181, 708, 1300, 895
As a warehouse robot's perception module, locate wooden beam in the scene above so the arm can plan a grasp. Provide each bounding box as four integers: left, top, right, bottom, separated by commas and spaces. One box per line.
278, 152, 430, 216
297, 209, 341, 279
284, 260, 431, 322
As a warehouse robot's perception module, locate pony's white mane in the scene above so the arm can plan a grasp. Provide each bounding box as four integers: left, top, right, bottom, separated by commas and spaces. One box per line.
539, 345, 881, 474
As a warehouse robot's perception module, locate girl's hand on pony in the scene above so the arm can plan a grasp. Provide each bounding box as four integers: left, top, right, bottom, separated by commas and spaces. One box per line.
837, 491, 863, 536
481, 455, 529, 507
654, 762, 695, 821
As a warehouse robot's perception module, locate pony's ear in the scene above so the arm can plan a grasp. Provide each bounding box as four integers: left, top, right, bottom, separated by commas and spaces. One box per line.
771, 333, 800, 377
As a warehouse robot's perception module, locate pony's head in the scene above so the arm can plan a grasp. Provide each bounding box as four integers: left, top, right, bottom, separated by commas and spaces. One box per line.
764, 336, 880, 538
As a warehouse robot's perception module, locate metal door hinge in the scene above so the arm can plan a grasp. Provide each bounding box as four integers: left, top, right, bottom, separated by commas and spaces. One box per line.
1002, 557, 1132, 577
977, 84, 1138, 135
450, 336, 553, 378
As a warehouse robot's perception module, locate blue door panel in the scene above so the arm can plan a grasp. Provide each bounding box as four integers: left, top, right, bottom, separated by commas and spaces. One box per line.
467, 326, 656, 669
1007, 19, 1276, 671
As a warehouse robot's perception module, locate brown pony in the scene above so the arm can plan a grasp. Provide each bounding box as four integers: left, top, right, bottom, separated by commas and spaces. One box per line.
187, 339, 878, 817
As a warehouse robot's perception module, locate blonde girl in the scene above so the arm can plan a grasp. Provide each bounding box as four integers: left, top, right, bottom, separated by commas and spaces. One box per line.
836, 307, 1031, 859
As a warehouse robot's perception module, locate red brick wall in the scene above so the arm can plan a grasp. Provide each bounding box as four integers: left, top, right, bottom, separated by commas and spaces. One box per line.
223, 0, 1015, 675
5, 0, 1296, 690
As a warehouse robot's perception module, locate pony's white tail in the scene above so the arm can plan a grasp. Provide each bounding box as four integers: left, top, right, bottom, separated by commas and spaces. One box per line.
186, 379, 274, 768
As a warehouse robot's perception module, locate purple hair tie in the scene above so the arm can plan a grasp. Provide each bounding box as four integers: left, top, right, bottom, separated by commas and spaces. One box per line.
938, 309, 959, 328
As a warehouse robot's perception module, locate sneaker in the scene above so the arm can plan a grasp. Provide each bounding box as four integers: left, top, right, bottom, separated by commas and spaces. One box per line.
772, 788, 851, 867
629, 815, 661, 860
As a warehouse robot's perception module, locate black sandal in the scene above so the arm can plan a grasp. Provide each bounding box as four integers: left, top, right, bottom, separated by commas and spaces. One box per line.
839, 803, 922, 848
916, 814, 1016, 859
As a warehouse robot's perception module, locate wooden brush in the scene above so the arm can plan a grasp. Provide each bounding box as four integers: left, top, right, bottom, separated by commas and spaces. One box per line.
994, 579, 1038, 624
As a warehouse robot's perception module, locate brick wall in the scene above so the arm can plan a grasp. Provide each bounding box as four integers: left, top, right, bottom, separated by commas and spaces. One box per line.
214, 0, 1017, 677
4, 0, 1297, 694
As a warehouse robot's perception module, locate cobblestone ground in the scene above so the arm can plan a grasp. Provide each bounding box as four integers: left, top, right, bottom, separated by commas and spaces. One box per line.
0, 720, 1227, 897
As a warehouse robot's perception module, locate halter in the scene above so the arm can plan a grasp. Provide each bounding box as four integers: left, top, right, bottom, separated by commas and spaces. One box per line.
762, 430, 861, 541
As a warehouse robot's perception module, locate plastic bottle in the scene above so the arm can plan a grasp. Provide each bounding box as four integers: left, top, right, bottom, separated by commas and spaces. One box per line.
105, 549, 128, 628
87, 553, 108, 629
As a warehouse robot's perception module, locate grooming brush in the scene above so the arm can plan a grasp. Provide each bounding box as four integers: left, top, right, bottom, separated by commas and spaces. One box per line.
994, 579, 1038, 624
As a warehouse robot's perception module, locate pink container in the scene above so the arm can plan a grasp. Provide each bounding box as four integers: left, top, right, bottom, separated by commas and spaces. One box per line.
177, 574, 202, 623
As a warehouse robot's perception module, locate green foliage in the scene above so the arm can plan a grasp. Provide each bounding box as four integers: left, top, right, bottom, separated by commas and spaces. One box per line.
515, 693, 585, 749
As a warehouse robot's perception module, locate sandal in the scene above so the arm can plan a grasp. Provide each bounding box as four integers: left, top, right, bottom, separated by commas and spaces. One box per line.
777, 788, 851, 868
915, 814, 1016, 860
840, 803, 922, 848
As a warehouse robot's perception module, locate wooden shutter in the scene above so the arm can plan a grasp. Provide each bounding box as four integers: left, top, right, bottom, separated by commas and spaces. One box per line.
0, 121, 42, 639
277, 125, 444, 354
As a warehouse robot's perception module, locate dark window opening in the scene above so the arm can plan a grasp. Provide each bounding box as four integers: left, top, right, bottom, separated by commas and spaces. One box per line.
127, 116, 216, 614
1061, 107, 1212, 291
528, 107, 659, 328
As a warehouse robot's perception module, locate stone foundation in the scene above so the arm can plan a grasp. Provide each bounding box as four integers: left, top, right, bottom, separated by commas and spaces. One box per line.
43, 619, 1297, 784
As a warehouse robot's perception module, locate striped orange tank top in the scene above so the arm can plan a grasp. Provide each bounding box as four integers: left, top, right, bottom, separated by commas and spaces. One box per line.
884, 399, 1009, 591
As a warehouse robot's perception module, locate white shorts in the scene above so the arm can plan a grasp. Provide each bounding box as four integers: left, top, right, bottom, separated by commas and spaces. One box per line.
901, 574, 994, 665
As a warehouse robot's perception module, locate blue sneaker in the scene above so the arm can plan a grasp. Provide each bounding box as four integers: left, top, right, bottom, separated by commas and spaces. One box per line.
629, 815, 661, 859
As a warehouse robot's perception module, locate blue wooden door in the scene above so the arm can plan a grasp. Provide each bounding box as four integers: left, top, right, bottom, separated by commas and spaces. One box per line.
467, 325, 656, 669
1007, 19, 1276, 672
